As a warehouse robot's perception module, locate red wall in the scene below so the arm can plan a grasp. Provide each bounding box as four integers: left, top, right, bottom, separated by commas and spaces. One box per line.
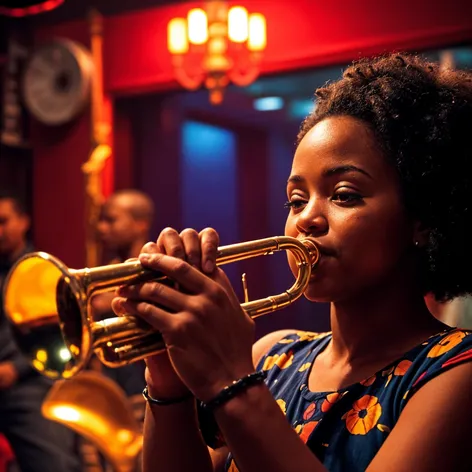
103, 0, 472, 95
31, 0, 472, 267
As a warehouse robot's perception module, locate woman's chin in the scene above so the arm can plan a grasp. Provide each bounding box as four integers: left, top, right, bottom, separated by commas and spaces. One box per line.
303, 287, 334, 303
302, 275, 348, 303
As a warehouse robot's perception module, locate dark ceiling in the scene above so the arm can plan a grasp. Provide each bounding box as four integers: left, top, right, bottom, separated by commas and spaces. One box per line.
0, 0, 182, 62
16, 0, 184, 25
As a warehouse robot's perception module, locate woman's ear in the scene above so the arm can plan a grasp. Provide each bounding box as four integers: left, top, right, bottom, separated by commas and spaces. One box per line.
412, 221, 429, 248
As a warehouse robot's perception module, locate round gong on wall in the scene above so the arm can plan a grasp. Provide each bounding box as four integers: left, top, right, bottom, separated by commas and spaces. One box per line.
22, 39, 94, 126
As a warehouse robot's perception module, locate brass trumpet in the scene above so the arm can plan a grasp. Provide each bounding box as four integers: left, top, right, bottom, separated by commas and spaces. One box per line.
3, 236, 319, 379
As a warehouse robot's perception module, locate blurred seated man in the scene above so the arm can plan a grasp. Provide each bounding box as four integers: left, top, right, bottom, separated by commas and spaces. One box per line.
92, 189, 155, 400
0, 190, 80, 472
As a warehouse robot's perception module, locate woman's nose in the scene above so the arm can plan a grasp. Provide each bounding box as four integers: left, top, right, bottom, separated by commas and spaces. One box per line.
295, 202, 328, 236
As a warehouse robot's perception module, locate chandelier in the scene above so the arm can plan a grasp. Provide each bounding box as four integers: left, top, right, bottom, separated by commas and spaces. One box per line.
167, 1, 266, 105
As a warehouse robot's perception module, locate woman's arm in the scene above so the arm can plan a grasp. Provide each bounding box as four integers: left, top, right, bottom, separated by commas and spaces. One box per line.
367, 361, 472, 472
142, 396, 214, 472
141, 329, 299, 472
211, 330, 328, 472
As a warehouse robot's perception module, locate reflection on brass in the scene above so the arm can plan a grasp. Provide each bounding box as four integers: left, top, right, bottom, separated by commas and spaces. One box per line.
241, 273, 249, 304
3, 236, 319, 379
82, 9, 112, 268
42, 370, 142, 472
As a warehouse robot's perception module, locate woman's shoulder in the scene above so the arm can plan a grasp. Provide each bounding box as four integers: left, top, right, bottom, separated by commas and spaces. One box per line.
253, 330, 331, 370
410, 327, 472, 362
404, 327, 472, 399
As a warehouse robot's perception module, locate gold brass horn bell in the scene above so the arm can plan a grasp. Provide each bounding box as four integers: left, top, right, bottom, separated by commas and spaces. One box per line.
41, 370, 143, 472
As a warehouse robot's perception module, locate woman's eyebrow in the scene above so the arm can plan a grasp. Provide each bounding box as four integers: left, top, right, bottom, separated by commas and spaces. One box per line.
287, 175, 304, 185
287, 165, 372, 185
323, 165, 372, 179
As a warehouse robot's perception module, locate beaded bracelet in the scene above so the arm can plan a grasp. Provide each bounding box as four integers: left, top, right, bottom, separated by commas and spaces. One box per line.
200, 370, 267, 412
142, 385, 193, 406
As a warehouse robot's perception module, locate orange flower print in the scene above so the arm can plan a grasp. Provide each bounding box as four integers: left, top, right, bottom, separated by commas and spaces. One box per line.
360, 375, 376, 386
321, 392, 343, 412
385, 359, 413, 386
428, 331, 466, 358
278, 338, 295, 344
299, 420, 319, 443
342, 395, 382, 435
382, 366, 394, 378
262, 351, 294, 371
377, 424, 391, 434
303, 402, 316, 420
394, 360, 413, 375
296, 331, 330, 343
276, 398, 287, 414
298, 362, 311, 372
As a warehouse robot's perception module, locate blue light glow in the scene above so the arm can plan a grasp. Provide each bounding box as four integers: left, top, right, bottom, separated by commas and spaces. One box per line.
288, 99, 316, 119
253, 96, 284, 111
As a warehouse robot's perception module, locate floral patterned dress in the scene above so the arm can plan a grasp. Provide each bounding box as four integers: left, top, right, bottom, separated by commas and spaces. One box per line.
225, 328, 472, 471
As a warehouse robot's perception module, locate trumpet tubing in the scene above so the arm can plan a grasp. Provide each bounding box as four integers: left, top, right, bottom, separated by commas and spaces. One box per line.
3, 236, 319, 379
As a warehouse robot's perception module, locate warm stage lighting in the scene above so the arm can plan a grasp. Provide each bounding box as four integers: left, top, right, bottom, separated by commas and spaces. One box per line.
167, 0, 267, 105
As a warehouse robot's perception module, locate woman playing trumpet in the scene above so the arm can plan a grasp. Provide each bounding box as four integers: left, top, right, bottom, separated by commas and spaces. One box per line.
112, 53, 472, 472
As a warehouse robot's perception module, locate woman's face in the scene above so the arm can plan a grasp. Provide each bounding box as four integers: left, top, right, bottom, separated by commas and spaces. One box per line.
285, 115, 416, 303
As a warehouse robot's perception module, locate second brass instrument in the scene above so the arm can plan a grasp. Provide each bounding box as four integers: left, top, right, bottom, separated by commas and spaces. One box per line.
3, 236, 319, 379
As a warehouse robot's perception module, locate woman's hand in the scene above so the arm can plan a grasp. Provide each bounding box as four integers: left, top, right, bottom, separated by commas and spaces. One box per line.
112, 227, 256, 402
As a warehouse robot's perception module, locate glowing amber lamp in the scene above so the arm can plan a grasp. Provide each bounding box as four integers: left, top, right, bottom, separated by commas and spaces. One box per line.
167, 1, 267, 105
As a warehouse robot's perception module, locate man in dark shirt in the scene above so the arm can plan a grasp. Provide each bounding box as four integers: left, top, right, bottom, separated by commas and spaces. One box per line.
93, 188, 155, 398
90, 189, 155, 472
0, 191, 81, 471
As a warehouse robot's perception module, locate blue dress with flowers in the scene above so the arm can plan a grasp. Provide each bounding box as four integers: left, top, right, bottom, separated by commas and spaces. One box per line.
225, 328, 472, 471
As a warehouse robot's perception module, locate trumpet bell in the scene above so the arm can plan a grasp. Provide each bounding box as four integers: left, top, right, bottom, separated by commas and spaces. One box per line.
41, 370, 143, 472
3, 252, 89, 379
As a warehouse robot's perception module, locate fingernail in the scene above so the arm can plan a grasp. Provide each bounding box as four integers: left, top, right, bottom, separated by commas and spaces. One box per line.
204, 259, 215, 273
139, 254, 151, 263
114, 298, 126, 314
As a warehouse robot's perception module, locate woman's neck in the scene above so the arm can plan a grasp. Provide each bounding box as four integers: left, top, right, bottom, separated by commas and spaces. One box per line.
327, 279, 448, 367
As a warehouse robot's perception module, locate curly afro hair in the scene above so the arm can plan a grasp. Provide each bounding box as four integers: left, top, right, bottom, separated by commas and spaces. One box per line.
297, 53, 472, 301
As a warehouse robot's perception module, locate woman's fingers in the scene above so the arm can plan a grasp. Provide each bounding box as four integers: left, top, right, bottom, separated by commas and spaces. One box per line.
141, 241, 161, 255
116, 278, 186, 313
138, 253, 211, 295
180, 228, 202, 268
112, 296, 176, 333
200, 228, 219, 274
150, 227, 220, 274
156, 227, 186, 260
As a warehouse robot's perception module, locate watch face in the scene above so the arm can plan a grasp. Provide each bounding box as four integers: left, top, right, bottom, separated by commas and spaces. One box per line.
22, 39, 93, 125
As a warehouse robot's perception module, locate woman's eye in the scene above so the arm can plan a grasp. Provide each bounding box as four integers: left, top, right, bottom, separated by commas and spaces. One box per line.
284, 200, 305, 210
331, 192, 363, 204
